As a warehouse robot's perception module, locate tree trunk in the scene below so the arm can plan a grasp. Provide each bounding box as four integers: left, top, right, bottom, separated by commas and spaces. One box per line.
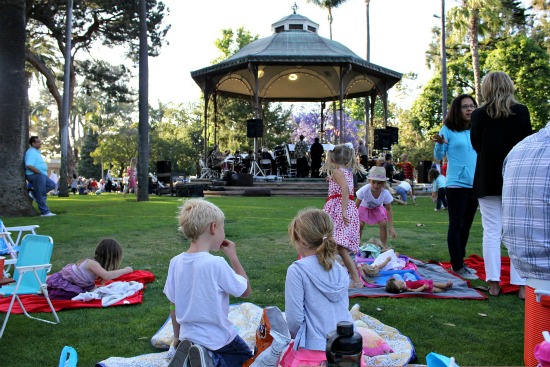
26, 41, 77, 197
328, 7, 333, 40
365, 0, 370, 61
0, 0, 37, 217
137, 0, 149, 202
469, 9, 482, 104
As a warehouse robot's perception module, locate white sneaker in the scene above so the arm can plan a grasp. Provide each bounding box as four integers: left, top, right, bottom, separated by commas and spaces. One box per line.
41, 212, 56, 217
188, 345, 213, 367
168, 340, 193, 367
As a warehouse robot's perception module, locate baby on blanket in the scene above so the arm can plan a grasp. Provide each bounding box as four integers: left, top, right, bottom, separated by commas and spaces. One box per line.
386, 274, 453, 294
356, 238, 407, 284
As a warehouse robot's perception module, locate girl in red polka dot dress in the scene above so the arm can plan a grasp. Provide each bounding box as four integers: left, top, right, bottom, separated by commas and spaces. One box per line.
322, 144, 366, 288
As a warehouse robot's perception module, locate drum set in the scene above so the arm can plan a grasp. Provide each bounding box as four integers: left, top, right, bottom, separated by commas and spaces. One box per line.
220, 155, 244, 174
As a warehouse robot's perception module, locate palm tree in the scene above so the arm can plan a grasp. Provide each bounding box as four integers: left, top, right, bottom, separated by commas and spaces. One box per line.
0, 0, 36, 216
307, 0, 349, 39
448, 0, 502, 102
365, 0, 371, 61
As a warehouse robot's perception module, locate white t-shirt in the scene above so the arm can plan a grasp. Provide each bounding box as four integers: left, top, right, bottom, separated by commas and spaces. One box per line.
163, 252, 247, 350
356, 184, 393, 209
397, 181, 412, 193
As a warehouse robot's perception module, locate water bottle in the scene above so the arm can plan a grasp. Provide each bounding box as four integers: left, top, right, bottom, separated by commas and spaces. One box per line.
326, 321, 363, 367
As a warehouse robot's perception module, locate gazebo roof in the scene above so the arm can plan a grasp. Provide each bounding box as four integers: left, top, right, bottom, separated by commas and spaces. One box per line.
191, 13, 402, 102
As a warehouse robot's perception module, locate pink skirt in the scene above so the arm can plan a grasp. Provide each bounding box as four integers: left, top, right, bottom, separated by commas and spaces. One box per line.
358, 206, 388, 225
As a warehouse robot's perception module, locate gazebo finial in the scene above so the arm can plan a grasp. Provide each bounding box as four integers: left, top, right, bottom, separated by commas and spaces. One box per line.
292, 2, 299, 14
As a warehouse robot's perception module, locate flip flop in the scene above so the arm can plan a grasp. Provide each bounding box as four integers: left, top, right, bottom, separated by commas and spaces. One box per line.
473, 286, 489, 292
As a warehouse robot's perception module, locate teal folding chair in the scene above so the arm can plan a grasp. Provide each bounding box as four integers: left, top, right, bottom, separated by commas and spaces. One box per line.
0, 234, 60, 338
0, 219, 40, 277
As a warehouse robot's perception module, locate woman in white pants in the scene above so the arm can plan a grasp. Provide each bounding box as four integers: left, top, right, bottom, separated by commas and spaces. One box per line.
471, 71, 532, 298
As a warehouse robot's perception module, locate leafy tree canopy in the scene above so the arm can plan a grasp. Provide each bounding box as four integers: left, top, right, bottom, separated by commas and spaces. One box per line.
484, 35, 550, 130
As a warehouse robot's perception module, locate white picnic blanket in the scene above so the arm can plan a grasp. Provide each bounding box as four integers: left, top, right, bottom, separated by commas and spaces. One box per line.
72, 281, 143, 307
97, 303, 415, 367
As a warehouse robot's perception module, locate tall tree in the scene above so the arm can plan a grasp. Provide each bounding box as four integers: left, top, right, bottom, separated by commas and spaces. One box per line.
25, 0, 169, 196
137, 0, 149, 201
484, 35, 550, 130
447, 0, 502, 102
365, 0, 371, 61
306, 0, 348, 39
0, 0, 35, 217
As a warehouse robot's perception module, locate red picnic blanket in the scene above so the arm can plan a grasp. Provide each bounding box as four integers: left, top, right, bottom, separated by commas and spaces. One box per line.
0, 270, 155, 314
437, 255, 520, 294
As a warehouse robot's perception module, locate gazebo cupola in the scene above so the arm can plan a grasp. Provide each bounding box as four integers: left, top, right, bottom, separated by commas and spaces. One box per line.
271, 13, 319, 34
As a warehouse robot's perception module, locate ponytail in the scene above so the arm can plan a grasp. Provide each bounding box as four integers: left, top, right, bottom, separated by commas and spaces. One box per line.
289, 209, 338, 271
316, 235, 337, 271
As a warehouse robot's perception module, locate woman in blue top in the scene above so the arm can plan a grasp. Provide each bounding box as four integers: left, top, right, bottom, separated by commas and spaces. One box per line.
432, 94, 479, 280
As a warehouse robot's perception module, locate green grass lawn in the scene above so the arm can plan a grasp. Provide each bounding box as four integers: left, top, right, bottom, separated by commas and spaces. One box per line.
1, 194, 524, 366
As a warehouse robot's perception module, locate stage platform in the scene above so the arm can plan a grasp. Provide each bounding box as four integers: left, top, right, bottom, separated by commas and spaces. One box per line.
181, 177, 433, 198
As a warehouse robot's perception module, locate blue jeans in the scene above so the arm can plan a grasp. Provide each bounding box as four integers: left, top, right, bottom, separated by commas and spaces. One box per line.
396, 186, 408, 202
26, 173, 56, 214
211, 335, 253, 367
446, 187, 478, 271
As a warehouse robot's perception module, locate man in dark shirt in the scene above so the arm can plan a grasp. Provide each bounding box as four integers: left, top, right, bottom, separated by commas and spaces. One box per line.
295, 135, 309, 178
382, 153, 396, 185
309, 137, 324, 178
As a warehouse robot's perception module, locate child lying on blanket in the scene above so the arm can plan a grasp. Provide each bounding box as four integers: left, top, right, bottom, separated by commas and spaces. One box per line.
358, 239, 406, 284
46, 238, 133, 300
386, 275, 453, 294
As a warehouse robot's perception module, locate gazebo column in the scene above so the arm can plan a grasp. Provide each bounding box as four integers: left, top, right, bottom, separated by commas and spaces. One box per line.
213, 93, 218, 146
364, 95, 370, 156
339, 64, 351, 144
203, 90, 210, 163
202, 78, 216, 162
320, 101, 326, 143
248, 63, 264, 176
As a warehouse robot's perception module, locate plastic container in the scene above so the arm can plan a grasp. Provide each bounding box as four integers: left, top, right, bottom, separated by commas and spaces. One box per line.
326, 321, 363, 367
525, 283, 550, 366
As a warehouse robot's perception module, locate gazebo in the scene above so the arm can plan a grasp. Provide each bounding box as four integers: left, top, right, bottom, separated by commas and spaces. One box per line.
191, 12, 402, 161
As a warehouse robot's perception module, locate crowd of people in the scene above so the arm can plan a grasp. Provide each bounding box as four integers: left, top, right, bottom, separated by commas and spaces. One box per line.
24, 70, 549, 367
162, 71, 543, 367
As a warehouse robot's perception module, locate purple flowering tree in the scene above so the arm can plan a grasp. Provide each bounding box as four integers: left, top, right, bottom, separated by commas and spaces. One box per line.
290, 106, 360, 147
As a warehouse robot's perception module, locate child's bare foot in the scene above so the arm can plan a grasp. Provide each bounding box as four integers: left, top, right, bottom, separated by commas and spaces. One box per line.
350, 281, 364, 289
445, 281, 453, 289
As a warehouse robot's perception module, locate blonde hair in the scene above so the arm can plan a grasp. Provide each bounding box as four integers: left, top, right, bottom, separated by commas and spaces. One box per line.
362, 264, 379, 277
178, 199, 225, 242
288, 209, 337, 271
130, 157, 137, 169
367, 237, 384, 248
321, 144, 366, 177
481, 71, 517, 119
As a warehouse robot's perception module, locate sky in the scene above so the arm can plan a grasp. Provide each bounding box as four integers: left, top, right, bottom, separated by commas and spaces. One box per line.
144, 0, 457, 109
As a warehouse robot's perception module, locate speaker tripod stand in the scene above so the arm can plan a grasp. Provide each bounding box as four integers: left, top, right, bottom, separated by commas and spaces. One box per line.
249, 137, 265, 177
